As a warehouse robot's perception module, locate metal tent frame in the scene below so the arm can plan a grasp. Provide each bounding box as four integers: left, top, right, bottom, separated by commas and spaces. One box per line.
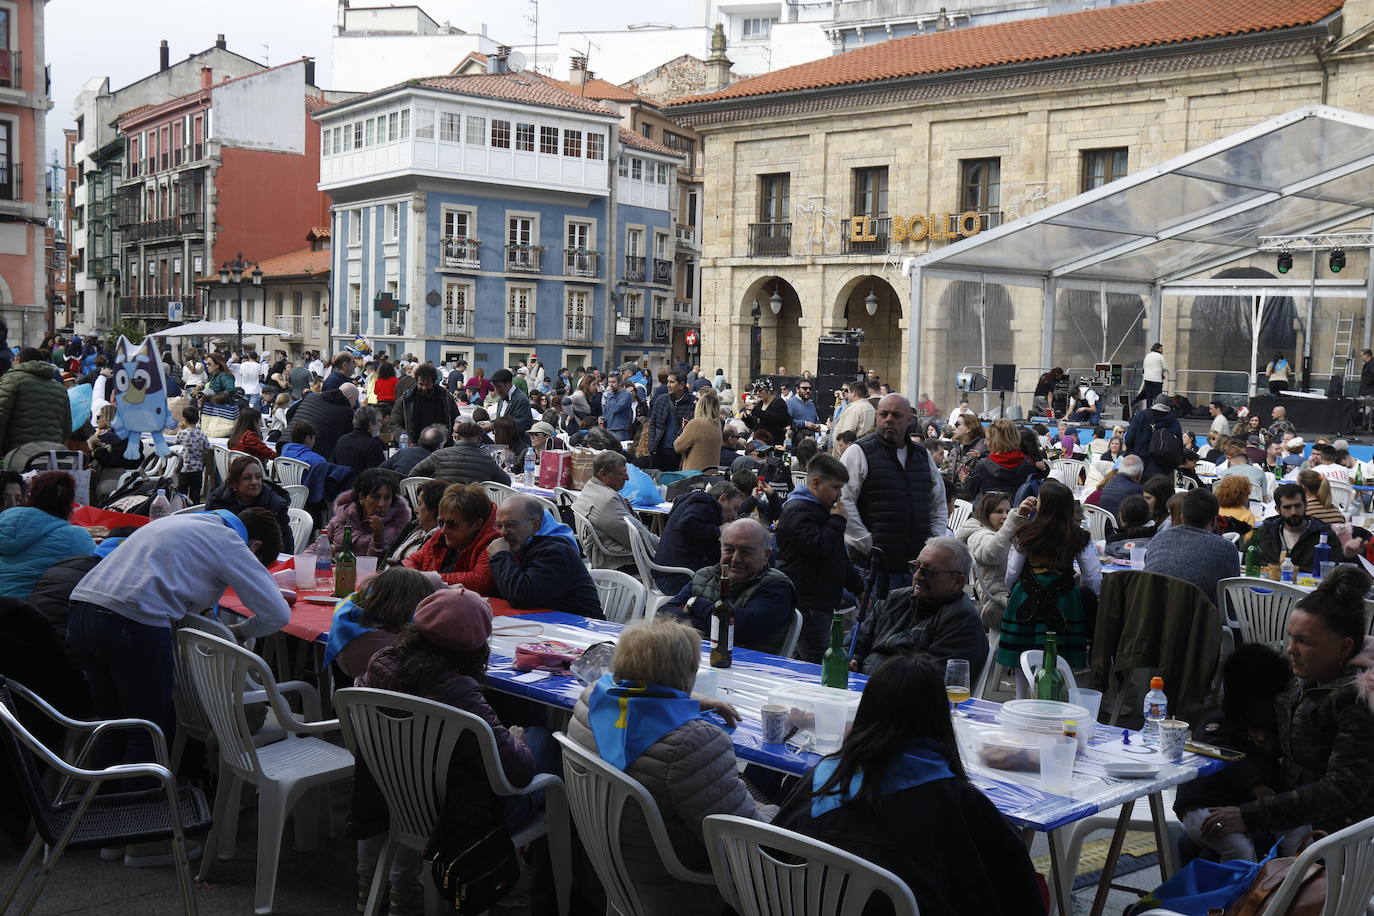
902, 105, 1374, 398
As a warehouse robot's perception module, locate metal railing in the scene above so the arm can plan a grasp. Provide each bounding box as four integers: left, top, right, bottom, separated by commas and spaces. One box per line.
673, 298, 699, 323
119, 293, 204, 320
125, 212, 203, 241
675, 225, 697, 247
652, 258, 672, 285
624, 255, 645, 282
564, 249, 599, 278
651, 318, 670, 345
619, 316, 644, 339
506, 311, 534, 338
443, 310, 474, 337
276, 314, 304, 337
748, 222, 791, 257
954, 364, 1257, 415
0, 49, 21, 90
505, 246, 541, 274
841, 216, 890, 255
565, 312, 591, 342
442, 238, 480, 269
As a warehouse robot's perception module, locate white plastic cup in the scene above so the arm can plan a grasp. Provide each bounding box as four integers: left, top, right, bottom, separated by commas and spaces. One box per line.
694, 666, 719, 697
1129, 544, 1147, 569
812, 698, 848, 752
1038, 734, 1077, 794
1075, 688, 1103, 749
356, 555, 379, 581
760, 705, 788, 744
294, 555, 317, 588
1158, 719, 1189, 763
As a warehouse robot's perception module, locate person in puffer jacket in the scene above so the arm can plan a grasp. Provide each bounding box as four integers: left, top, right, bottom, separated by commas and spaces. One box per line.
324, 469, 412, 558
0, 472, 96, 600
0, 348, 72, 463
961, 419, 1040, 503
957, 492, 1034, 630
569, 619, 775, 916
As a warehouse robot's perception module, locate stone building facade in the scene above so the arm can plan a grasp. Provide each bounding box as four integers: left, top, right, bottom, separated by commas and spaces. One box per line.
668, 0, 1374, 406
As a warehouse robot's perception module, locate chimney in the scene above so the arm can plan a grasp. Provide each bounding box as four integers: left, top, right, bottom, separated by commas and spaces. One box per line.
491, 46, 511, 74
569, 55, 588, 87
159, 40, 170, 71
304, 59, 316, 86
200, 67, 214, 90
935, 7, 951, 30
216, 33, 227, 50
704, 23, 733, 92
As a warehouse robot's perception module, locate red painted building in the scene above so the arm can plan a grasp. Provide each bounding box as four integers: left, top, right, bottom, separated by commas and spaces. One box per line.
113, 58, 330, 334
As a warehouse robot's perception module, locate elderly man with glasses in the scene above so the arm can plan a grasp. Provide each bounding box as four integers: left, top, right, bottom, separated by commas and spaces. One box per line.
487, 494, 603, 618
849, 536, 986, 676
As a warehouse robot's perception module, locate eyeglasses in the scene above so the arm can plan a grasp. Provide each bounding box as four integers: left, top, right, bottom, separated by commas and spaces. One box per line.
437, 517, 467, 530
798, 387, 811, 392
909, 562, 962, 579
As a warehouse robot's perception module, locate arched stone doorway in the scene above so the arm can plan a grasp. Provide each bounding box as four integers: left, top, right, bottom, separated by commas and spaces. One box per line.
740, 276, 802, 382
1187, 267, 1296, 399
835, 275, 903, 387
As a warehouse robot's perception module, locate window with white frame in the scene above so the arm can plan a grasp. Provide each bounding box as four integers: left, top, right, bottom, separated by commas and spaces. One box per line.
463, 115, 484, 145
323, 129, 332, 157
653, 295, 668, 319
387, 112, 398, 142
443, 280, 473, 335
507, 286, 534, 338
654, 232, 668, 259
365, 118, 376, 147
348, 283, 361, 333
515, 122, 535, 152
508, 216, 534, 247
540, 126, 558, 155
386, 280, 401, 333
656, 163, 669, 184
352, 122, 363, 149
626, 227, 643, 257
400, 109, 410, 138
491, 120, 511, 149
415, 109, 435, 139
587, 132, 604, 160
386, 203, 399, 241
617, 156, 629, 178
631, 158, 643, 180
624, 292, 642, 317
565, 289, 590, 341
440, 113, 461, 143
742, 17, 776, 39
562, 129, 582, 158
443, 209, 472, 240
566, 221, 591, 251
349, 210, 362, 245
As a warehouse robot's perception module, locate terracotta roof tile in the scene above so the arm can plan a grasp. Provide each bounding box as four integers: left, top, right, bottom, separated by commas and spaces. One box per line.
670, 0, 1342, 105
305, 94, 331, 113
306, 226, 331, 240
541, 74, 656, 105
323, 72, 620, 118
617, 126, 685, 159
116, 102, 158, 121
255, 246, 330, 279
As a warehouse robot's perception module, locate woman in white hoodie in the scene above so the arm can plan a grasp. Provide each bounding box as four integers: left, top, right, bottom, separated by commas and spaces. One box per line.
957, 491, 1036, 630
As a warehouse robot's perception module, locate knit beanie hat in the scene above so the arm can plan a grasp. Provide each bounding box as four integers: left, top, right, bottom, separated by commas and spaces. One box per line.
413, 587, 492, 651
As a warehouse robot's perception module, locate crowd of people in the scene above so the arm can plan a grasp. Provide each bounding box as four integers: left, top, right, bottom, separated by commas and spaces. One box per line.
3, 331, 1374, 914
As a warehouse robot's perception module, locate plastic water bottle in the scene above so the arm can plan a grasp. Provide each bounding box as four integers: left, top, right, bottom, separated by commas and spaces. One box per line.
149, 488, 172, 520
1141, 676, 1168, 746
1280, 552, 1295, 584
1312, 534, 1331, 579
398, 432, 409, 449
523, 450, 536, 487
314, 534, 332, 589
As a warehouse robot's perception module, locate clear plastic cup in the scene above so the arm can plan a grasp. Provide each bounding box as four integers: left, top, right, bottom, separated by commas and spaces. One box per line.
1038, 734, 1077, 793
813, 697, 849, 752
1129, 544, 1147, 569
294, 555, 316, 588
1075, 688, 1103, 749
356, 555, 379, 581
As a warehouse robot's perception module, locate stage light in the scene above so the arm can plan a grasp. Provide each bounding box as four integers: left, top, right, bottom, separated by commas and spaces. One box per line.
1330, 249, 1346, 273
1276, 252, 1292, 274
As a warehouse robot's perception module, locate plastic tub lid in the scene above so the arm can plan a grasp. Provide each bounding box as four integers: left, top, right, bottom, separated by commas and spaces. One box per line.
1001, 699, 1091, 722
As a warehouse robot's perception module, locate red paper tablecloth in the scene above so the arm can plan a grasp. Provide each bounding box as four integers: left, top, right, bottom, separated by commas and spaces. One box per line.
69, 505, 151, 530
218, 559, 546, 642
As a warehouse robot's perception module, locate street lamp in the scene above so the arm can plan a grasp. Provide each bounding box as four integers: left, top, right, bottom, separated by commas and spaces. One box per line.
768, 289, 782, 315
219, 252, 262, 357
864, 288, 879, 316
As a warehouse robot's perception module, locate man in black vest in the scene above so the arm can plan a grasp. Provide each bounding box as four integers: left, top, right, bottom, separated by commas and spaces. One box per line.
839, 393, 948, 590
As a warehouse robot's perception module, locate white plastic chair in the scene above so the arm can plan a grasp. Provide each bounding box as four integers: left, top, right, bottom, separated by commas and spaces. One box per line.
1328, 478, 1355, 511
1176, 475, 1198, 490
779, 610, 803, 659
626, 518, 694, 616
1017, 649, 1082, 705
1049, 458, 1088, 489
573, 508, 634, 570
287, 507, 314, 555
282, 484, 308, 511
271, 456, 309, 488
1258, 812, 1374, 916
1222, 531, 1240, 545
173, 503, 207, 516
210, 444, 236, 486
949, 498, 973, 533
703, 814, 919, 916
1217, 576, 1306, 647
399, 475, 430, 513
178, 629, 354, 915
1081, 504, 1114, 542
591, 568, 648, 624
553, 732, 715, 916
1195, 460, 1217, 476
482, 480, 518, 507
335, 688, 571, 916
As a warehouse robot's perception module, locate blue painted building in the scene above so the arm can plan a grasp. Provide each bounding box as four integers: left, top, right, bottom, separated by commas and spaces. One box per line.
314, 70, 682, 374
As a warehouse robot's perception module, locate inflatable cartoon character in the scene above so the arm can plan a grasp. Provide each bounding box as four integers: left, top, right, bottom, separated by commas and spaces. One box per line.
110, 335, 176, 460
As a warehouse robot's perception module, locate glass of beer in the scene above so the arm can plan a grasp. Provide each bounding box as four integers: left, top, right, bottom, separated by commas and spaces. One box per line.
945, 658, 972, 718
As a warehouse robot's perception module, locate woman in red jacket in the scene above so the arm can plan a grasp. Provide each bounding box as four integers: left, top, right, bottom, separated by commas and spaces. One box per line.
372, 361, 398, 415
402, 483, 500, 594
227, 407, 276, 463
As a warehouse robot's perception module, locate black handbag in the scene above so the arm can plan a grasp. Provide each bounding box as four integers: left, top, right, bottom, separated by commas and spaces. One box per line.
425, 806, 521, 914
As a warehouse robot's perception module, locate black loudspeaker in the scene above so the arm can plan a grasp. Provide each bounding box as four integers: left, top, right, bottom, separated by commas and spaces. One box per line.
991, 363, 1017, 392
1326, 374, 1345, 399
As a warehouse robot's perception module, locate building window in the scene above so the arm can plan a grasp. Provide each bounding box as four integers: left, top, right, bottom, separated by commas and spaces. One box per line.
656, 163, 670, 184
624, 292, 642, 317
443, 209, 471, 239
322, 129, 332, 157
639, 123, 652, 140
349, 209, 362, 245
386, 203, 399, 241
540, 125, 558, 155
365, 118, 376, 147
491, 119, 511, 149
654, 232, 668, 259
758, 173, 790, 223
439, 113, 461, 143
562, 129, 582, 158
1081, 147, 1129, 192
631, 158, 643, 180
586, 132, 604, 160
507, 286, 534, 338
508, 216, 534, 247
415, 109, 434, 139
443, 281, 472, 335
348, 283, 361, 333
960, 157, 1001, 214
515, 122, 535, 152
565, 289, 589, 341
0, 122, 13, 200
399, 109, 410, 138
852, 166, 888, 218
353, 122, 363, 150
387, 112, 398, 142
617, 156, 629, 178
742, 17, 776, 39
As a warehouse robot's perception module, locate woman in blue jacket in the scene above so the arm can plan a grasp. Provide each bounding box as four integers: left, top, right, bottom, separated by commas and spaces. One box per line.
0, 471, 96, 600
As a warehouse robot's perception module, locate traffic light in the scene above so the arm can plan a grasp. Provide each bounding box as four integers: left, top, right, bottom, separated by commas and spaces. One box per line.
1277, 251, 1292, 274
1330, 248, 1346, 273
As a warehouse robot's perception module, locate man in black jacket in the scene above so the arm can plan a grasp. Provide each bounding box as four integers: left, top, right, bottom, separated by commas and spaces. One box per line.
410, 420, 510, 484
488, 368, 533, 455
487, 495, 602, 618
285, 382, 357, 461
390, 364, 457, 444
321, 352, 355, 393
1253, 483, 1365, 572
850, 536, 987, 676
653, 480, 744, 593
381, 423, 445, 476
741, 379, 792, 450
776, 454, 865, 662
646, 370, 695, 471
331, 406, 387, 474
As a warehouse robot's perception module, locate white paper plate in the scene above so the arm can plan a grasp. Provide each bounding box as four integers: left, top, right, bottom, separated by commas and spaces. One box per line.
1103, 761, 1161, 779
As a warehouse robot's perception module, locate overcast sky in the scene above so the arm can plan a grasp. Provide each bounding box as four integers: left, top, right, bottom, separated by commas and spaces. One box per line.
44, 0, 666, 163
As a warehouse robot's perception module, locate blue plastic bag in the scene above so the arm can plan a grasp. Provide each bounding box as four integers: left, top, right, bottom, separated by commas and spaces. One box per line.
1130, 842, 1277, 916
620, 464, 663, 508
68, 383, 93, 432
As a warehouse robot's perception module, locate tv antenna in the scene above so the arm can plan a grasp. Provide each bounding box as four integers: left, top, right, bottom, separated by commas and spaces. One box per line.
524, 0, 540, 72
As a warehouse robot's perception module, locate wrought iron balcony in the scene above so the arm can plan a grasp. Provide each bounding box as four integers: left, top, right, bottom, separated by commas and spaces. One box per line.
747, 222, 791, 257
840, 216, 892, 255
505, 245, 542, 274
506, 311, 534, 339
124, 212, 204, 242
443, 310, 474, 337
119, 293, 204, 320
618, 315, 644, 339
673, 298, 699, 325
564, 249, 600, 279
652, 258, 672, 285
565, 312, 591, 342
651, 318, 670, 345
276, 314, 304, 337
0, 49, 22, 90
442, 237, 480, 270
624, 255, 645, 282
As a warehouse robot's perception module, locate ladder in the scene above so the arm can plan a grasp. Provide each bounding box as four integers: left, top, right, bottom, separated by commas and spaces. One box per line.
1329, 314, 1355, 378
